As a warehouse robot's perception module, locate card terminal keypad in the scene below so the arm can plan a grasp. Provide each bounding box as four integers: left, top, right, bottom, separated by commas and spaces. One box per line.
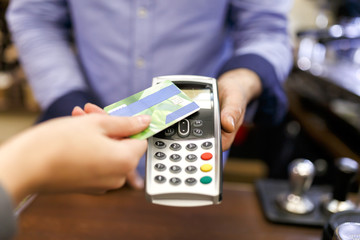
148, 127, 217, 193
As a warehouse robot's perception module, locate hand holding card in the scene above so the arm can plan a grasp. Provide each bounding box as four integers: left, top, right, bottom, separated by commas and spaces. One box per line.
104, 80, 200, 139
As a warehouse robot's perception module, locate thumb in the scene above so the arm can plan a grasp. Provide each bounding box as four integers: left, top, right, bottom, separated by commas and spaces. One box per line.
97, 114, 151, 138
220, 92, 244, 133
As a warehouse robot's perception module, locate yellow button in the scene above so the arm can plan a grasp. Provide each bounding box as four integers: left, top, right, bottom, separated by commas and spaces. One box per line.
200, 164, 213, 172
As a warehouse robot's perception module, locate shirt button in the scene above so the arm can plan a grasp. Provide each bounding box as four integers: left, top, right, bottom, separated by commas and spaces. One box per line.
136, 58, 145, 68
137, 7, 148, 18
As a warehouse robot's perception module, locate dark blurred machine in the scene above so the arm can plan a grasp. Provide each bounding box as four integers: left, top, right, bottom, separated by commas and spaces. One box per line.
289, 0, 360, 167
255, 0, 360, 229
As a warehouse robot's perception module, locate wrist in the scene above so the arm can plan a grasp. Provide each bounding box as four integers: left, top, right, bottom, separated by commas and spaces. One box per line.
37, 90, 101, 123
0, 133, 48, 203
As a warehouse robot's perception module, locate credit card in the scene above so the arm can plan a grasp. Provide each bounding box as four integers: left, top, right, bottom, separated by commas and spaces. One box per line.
104, 80, 200, 139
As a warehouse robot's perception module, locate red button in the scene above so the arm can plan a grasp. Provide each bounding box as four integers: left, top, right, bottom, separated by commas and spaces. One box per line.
201, 152, 213, 160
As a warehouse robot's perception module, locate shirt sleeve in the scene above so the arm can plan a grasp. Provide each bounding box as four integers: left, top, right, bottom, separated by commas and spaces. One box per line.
219, 0, 294, 125
0, 185, 17, 240
6, 0, 89, 110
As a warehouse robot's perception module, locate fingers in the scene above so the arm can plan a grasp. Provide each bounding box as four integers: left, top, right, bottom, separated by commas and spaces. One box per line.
126, 169, 144, 190
218, 83, 245, 134
99, 115, 151, 138
106, 138, 147, 178
219, 80, 245, 133
84, 103, 107, 114
221, 130, 236, 151
72, 103, 106, 117
72, 106, 86, 116
73, 103, 151, 137
220, 98, 244, 151
220, 98, 243, 133
118, 138, 148, 162
218, 69, 261, 134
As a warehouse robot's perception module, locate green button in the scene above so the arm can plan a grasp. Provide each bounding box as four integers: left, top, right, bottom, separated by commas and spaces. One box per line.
200, 176, 212, 184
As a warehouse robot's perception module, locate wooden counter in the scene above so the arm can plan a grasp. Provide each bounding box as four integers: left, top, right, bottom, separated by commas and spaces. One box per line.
15, 183, 322, 240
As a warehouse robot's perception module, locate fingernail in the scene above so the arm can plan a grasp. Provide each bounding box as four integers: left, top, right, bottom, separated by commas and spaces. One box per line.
228, 116, 235, 129
134, 176, 144, 189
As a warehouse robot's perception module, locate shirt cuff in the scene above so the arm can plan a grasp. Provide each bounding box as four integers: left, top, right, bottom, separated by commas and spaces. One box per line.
37, 90, 101, 123
218, 54, 288, 125
0, 185, 17, 240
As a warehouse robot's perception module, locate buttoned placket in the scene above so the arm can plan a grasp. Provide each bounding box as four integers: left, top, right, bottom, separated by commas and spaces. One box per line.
132, 0, 153, 91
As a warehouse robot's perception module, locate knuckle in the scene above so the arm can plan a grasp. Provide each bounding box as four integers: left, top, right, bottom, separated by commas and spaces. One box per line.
113, 178, 126, 189
120, 156, 137, 172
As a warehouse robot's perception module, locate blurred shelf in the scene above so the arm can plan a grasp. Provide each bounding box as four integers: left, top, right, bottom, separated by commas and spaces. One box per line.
0, 111, 38, 143
223, 157, 268, 183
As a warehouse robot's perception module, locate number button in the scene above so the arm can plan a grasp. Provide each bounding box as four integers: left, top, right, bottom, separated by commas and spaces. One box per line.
186, 143, 197, 151
169, 177, 181, 186
185, 165, 197, 174
170, 143, 181, 151
193, 128, 203, 137
185, 178, 197, 186
154, 152, 166, 160
164, 128, 175, 137
154, 175, 166, 183
154, 163, 166, 171
169, 165, 181, 174
154, 141, 166, 149
186, 154, 197, 162
170, 154, 181, 162
193, 120, 203, 127
201, 141, 212, 150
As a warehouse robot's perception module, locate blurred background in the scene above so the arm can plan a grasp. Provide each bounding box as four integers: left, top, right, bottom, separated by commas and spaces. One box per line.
0, 0, 359, 185
0, 0, 39, 143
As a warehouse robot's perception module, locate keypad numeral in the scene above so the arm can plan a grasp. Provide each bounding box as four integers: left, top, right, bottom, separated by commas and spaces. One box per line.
154, 141, 166, 149
185, 178, 197, 186
154, 152, 166, 160
154, 175, 166, 183
169, 165, 181, 174
170, 154, 181, 162
170, 177, 181, 186
186, 143, 197, 151
154, 163, 166, 171
170, 143, 182, 151
186, 154, 198, 162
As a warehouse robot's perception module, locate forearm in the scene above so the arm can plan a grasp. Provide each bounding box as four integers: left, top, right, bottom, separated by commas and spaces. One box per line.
0, 114, 151, 203
227, 0, 294, 82
221, 0, 294, 125
6, 0, 89, 110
